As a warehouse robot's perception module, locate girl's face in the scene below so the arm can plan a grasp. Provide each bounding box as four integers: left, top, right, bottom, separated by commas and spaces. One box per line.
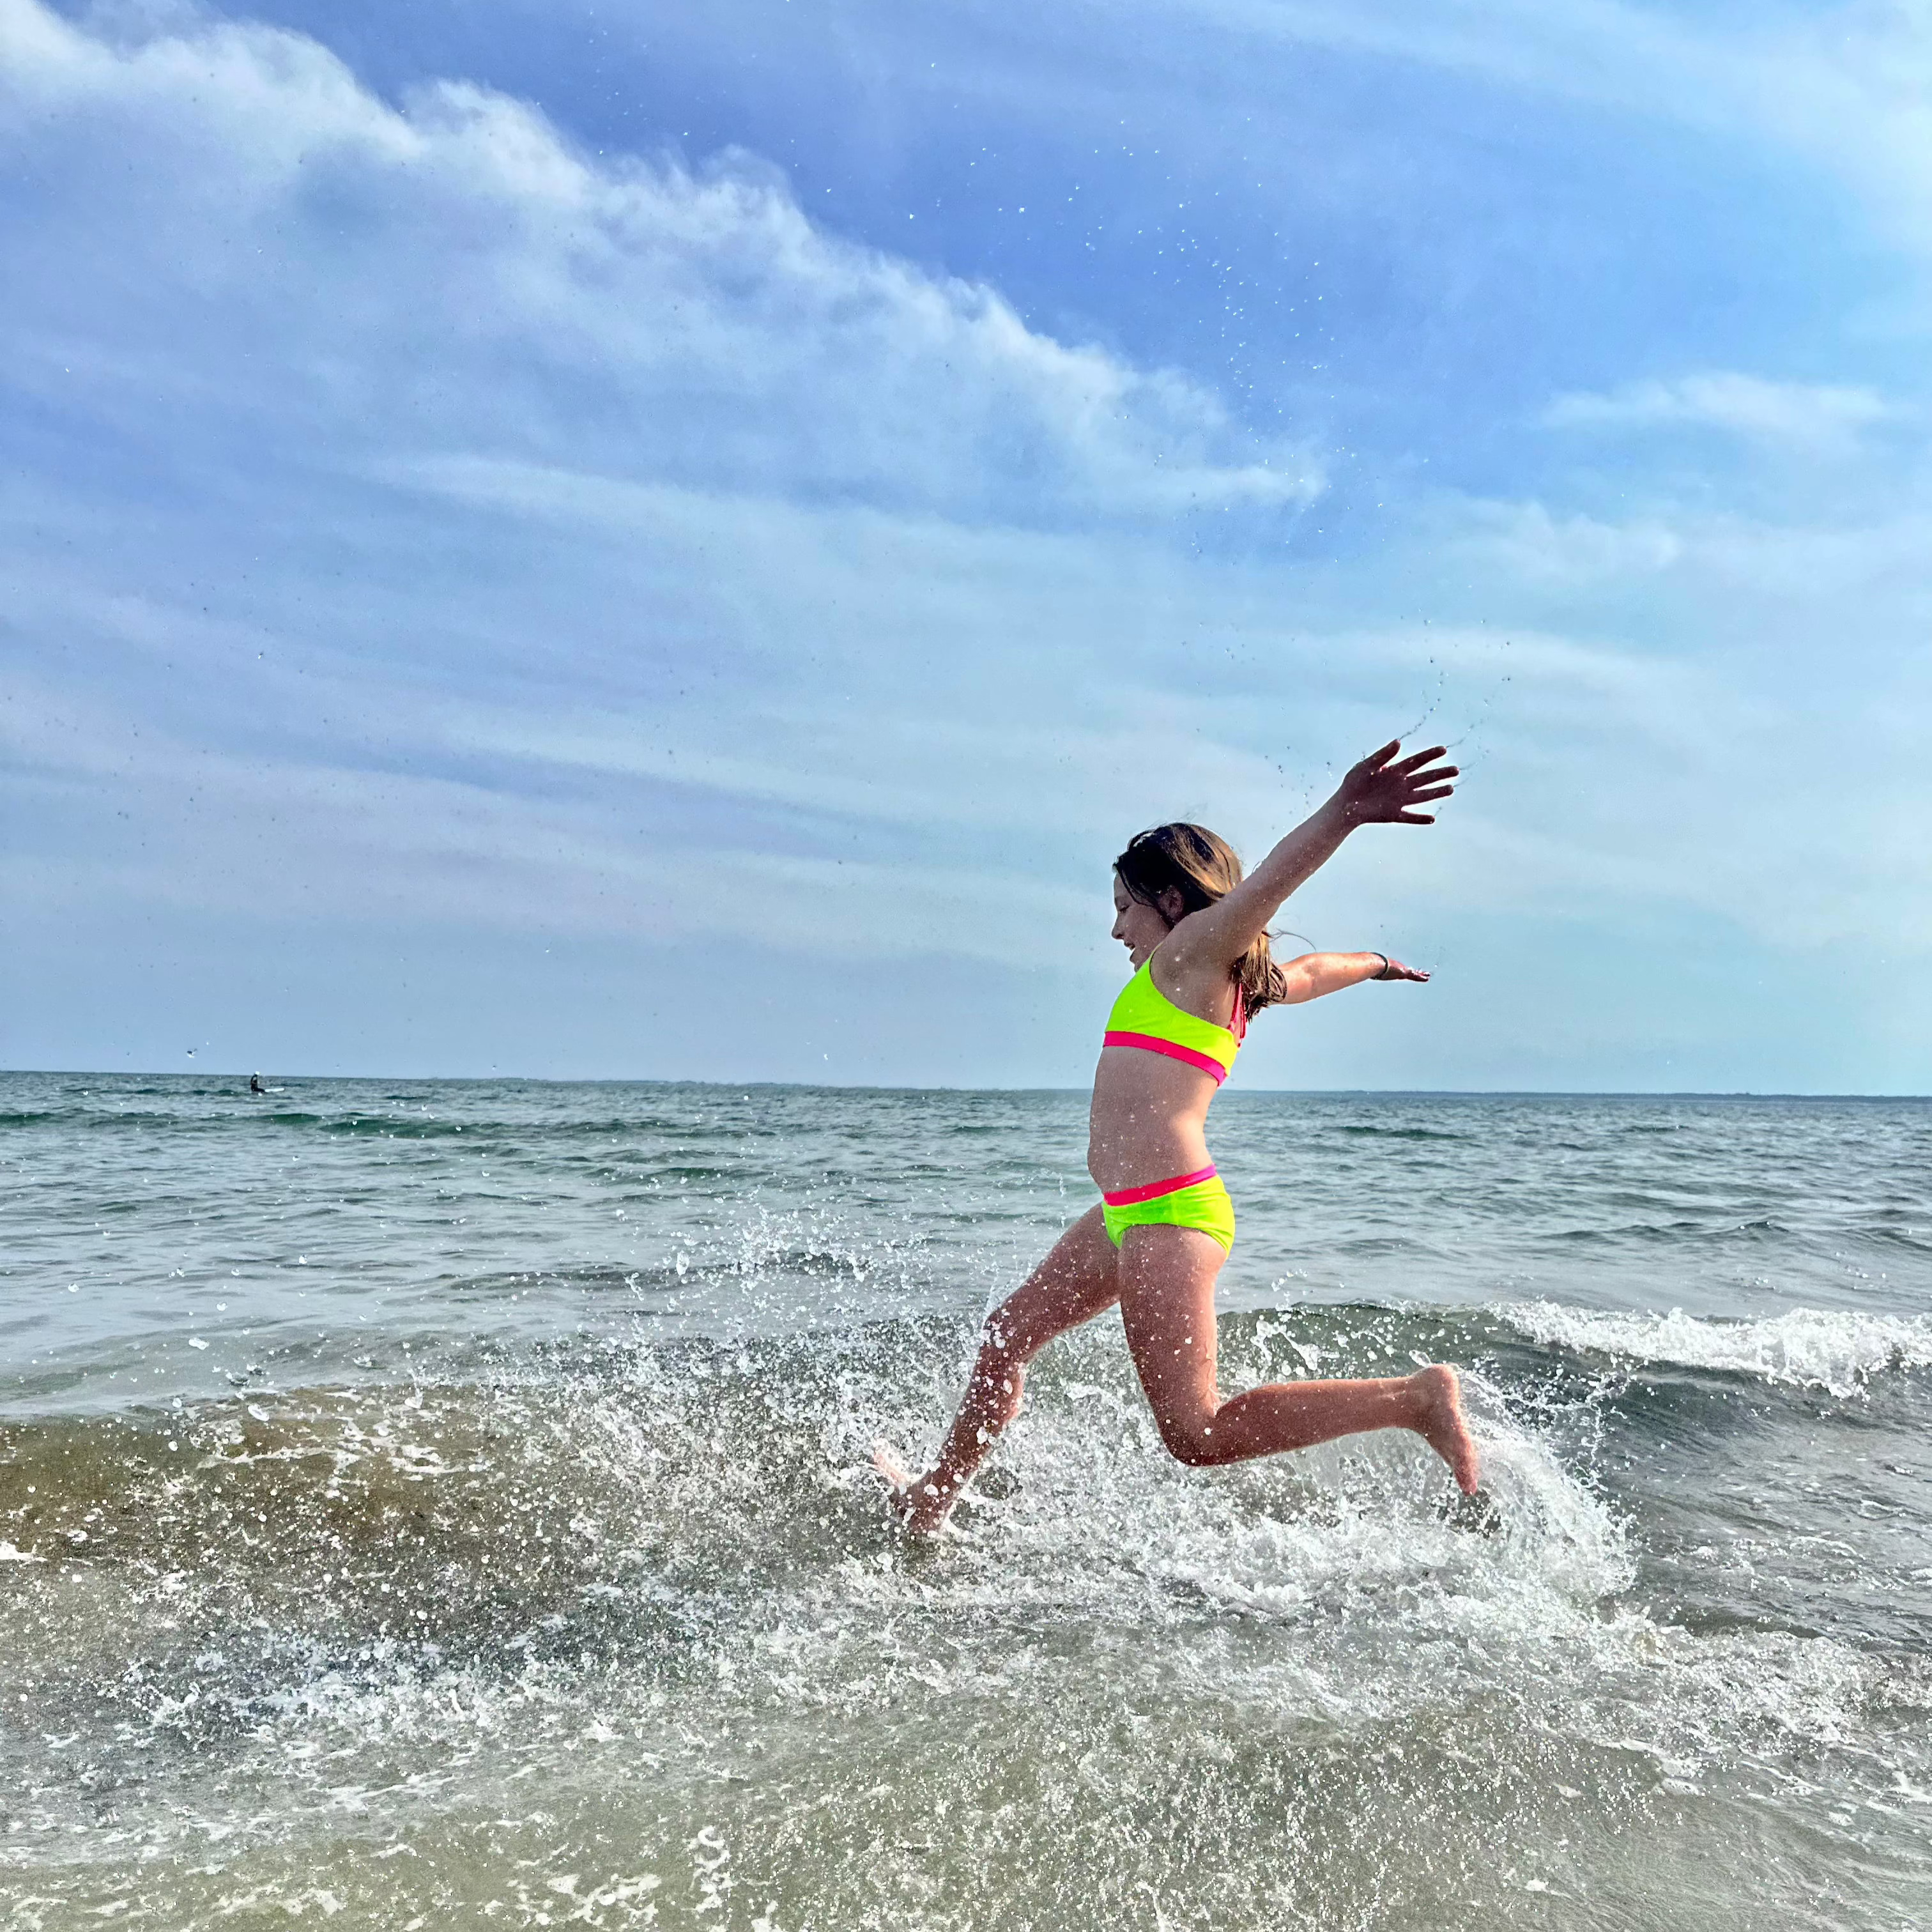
1111, 874, 1176, 967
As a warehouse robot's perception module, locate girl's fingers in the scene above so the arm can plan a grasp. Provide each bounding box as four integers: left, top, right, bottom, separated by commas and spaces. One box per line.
1408, 784, 1456, 802
1394, 811, 1436, 824
1393, 744, 1448, 773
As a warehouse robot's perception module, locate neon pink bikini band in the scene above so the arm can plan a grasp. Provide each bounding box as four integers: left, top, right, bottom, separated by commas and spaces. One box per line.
1103, 1164, 1218, 1208
1101, 1031, 1229, 1084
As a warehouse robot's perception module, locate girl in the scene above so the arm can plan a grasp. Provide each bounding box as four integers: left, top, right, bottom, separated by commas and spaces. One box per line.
876, 739, 1481, 1535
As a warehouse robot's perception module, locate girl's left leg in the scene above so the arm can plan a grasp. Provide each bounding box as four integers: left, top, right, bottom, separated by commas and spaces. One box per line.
1117, 1225, 1481, 1492
875, 1204, 1121, 1533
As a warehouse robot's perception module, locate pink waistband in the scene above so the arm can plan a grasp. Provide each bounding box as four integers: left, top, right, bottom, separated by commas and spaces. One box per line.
1103, 1163, 1219, 1208
1102, 1031, 1230, 1085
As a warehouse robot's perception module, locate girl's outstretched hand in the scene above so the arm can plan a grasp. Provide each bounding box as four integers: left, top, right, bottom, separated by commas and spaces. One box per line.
1377, 958, 1430, 983
1337, 740, 1459, 825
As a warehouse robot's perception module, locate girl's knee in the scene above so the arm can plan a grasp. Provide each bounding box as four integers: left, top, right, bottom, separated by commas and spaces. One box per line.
1156, 1409, 1222, 1468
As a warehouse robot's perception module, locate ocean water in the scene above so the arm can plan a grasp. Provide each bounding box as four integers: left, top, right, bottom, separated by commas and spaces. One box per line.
4, 1072, 1932, 1930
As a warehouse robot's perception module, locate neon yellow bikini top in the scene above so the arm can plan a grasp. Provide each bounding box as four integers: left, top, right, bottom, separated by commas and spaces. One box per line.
1103, 961, 1246, 1086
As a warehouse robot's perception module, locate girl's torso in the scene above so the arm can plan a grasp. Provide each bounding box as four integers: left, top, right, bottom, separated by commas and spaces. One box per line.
1087, 955, 1244, 1192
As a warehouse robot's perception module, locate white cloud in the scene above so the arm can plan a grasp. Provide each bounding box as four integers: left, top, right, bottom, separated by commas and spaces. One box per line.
1439, 489, 1932, 600
1543, 372, 1892, 450
1443, 500, 1686, 585
0, 0, 1318, 526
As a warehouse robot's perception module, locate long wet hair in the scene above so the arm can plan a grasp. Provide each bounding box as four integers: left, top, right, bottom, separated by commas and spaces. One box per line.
1114, 822, 1292, 1015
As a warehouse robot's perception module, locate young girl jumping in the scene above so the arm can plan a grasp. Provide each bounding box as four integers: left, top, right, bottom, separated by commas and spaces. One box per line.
875, 739, 1481, 1534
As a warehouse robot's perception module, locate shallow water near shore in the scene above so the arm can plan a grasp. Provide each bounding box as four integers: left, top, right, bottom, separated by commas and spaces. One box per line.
5, 1074, 1932, 1928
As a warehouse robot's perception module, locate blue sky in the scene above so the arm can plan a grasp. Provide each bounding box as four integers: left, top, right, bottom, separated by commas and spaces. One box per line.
4, 0, 1928, 1089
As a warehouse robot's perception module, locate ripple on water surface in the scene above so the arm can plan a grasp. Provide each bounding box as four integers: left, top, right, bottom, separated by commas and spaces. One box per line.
6, 1077, 1932, 1926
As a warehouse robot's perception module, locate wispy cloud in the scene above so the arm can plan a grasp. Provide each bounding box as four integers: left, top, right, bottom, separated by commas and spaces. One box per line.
1172, 0, 1932, 261
1543, 372, 1892, 451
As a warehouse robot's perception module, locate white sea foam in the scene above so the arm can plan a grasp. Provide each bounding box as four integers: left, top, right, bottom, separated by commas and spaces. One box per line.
12, 1337, 1927, 1932
1499, 1300, 1932, 1398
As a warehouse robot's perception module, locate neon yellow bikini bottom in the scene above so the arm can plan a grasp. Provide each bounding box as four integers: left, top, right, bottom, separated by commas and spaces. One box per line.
1100, 1165, 1236, 1253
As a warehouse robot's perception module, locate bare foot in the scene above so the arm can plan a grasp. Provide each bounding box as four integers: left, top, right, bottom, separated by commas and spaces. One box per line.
1408, 1366, 1482, 1494
870, 1441, 956, 1537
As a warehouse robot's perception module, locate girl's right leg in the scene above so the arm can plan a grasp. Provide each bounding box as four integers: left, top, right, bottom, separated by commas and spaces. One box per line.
875, 1204, 1121, 1534
1116, 1224, 1482, 1492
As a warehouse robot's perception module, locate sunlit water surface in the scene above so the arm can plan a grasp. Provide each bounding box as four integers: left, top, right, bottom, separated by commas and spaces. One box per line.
5, 1074, 1932, 1929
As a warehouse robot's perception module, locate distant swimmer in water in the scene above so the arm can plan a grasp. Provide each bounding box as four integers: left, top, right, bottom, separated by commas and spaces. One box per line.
875, 740, 1482, 1535
249, 1074, 265, 1095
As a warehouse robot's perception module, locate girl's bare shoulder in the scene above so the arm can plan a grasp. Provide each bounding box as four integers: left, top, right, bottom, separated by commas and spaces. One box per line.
1147, 933, 1241, 1029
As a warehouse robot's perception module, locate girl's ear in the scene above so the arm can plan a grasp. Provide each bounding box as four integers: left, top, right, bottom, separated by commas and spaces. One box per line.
1156, 887, 1188, 927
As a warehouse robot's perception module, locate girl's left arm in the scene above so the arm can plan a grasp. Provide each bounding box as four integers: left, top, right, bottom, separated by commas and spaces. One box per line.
1273, 951, 1430, 1004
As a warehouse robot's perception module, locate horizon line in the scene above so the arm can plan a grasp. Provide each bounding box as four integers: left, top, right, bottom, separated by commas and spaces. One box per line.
4, 1067, 1929, 1102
